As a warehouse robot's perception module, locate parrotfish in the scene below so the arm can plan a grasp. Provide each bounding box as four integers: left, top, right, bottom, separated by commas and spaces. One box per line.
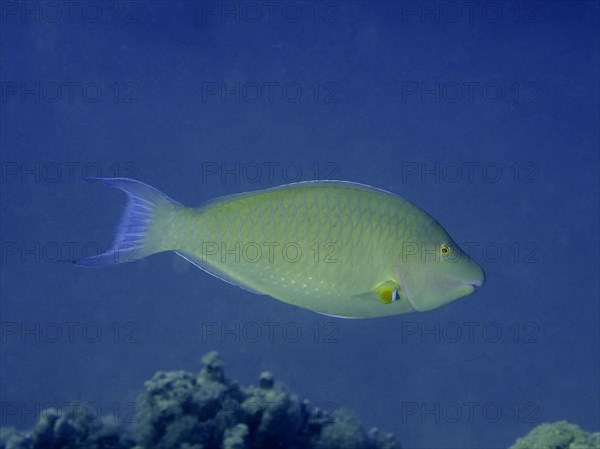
77, 178, 485, 318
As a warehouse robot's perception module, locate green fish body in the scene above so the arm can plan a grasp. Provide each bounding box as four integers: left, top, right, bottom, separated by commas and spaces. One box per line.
78, 179, 484, 318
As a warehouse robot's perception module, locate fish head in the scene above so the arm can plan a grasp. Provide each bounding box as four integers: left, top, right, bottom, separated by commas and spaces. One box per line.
397, 231, 485, 312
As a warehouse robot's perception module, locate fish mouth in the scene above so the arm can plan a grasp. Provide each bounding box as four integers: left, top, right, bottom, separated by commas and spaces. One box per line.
461, 278, 485, 295
469, 279, 485, 289
465, 265, 485, 290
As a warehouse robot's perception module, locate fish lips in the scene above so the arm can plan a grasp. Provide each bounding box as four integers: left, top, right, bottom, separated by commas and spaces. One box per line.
460, 273, 486, 295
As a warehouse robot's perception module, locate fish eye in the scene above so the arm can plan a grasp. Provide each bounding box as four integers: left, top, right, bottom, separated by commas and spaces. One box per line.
439, 244, 451, 256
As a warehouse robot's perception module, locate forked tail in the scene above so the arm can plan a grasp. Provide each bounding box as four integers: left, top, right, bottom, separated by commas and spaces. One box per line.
75, 178, 181, 267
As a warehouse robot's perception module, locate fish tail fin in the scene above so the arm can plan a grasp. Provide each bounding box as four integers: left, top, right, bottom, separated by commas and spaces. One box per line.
75, 177, 183, 267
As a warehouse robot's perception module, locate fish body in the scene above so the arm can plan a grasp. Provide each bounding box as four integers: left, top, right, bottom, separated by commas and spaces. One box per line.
78, 178, 484, 318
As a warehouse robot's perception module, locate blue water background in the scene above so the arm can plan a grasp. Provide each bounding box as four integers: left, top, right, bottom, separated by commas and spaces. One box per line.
1, 2, 599, 448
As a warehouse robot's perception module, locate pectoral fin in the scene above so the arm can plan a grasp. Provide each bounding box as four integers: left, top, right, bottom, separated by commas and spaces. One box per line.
372, 280, 401, 304
351, 280, 413, 309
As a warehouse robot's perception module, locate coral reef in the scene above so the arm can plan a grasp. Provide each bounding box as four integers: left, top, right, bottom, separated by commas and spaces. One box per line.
0, 406, 134, 449
508, 421, 600, 449
4, 352, 598, 449
0, 351, 398, 449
